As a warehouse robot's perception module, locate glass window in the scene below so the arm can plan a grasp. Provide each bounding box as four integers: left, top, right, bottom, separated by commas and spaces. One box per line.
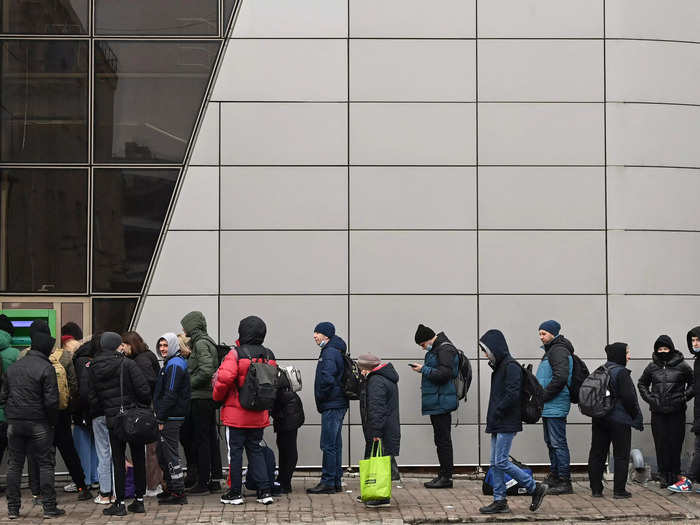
92, 298, 137, 334
224, 0, 239, 32
92, 168, 177, 293
94, 41, 219, 164
0, 40, 88, 163
95, 0, 218, 36
0, 169, 88, 293
0, 0, 88, 35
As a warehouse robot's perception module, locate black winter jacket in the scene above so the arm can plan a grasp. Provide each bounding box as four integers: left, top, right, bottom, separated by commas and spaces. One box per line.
481, 330, 522, 434
359, 363, 400, 457
541, 336, 574, 403
638, 346, 693, 415
75, 337, 102, 421
271, 372, 305, 433
0, 349, 58, 425
132, 350, 160, 397
687, 326, 700, 432
87, 348, 152, 426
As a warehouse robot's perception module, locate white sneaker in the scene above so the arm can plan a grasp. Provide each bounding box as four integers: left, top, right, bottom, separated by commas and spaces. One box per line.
94, 495, 113, 505
63, 482, 77, 493
256, 492, 273, 505
145, 485, 163, 498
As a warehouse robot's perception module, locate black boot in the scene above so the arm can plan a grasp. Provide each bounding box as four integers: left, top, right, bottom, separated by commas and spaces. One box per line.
306, 482, 335, 494
479, 499, 510, 514
42, 506, 66, 519
424, 476, 452, 489
103, 503, 127, 516
658, 472, 669, 489
548, 478, 573, 495
543, 472, 559, 485
530, 482, 548, 512
127, 499, 145, 513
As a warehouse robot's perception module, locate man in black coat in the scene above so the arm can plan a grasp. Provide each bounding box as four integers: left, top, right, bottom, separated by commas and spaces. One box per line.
479, 329, 547, 515
0, 320, 64, 519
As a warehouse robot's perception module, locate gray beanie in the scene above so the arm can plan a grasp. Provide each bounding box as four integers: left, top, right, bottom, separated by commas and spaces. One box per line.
357, 354, 381, 371
100, 332, 122, 353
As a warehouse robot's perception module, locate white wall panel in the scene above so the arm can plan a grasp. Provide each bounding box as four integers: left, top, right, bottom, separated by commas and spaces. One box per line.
168, 167, 219, 230
149, 231, 218, 294
137, 295, 219, 350
233, 0, 348, 38
606, 0, 700, 42
189, 103, 219, 165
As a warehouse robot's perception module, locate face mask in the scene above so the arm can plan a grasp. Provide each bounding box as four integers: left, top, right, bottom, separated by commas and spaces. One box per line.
692, 345, 700, 355
318, 339, 327, 348
425, 344, 433, 352
657, 351, 673, 361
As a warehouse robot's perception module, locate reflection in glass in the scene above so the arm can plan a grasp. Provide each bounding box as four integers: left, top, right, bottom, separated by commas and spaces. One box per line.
94, 41, 219, 164
92, 298, 137, 334
0, 40, 88, 163
224, 0, 240, 32
0, 169, 87, 293
92, 168, 177, 293
0, 0, 88, 34
95, 0, 218, 35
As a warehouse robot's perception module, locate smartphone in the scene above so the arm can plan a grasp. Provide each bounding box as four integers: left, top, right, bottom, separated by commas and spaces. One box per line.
408, 363, 416, 368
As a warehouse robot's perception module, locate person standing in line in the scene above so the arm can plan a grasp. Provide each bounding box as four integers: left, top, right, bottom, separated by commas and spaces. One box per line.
534, 320, 574, 495
213, 316, 276, 506
0, 320, 64, 519
669, 326, 700, 493
637, 335, 693, 488
410, 324, 459, 489
588, 343, 643, 499
0, 315, 20, 492
153, 333, 190, 505
307, 322, 349, 495
180, 312, 219, 495
87, 332, 152, 516
479, 329, 548, 515
271, 365, 305, 494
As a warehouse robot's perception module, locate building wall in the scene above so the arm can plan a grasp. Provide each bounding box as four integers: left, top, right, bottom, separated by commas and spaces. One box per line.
137, 0, 700, 467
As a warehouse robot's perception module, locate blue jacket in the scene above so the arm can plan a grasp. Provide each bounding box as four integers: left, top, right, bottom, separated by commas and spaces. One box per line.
153, 355, 191, 422
536, 335, 574, 418
481, 330, 523, 434
420, 332, 459, 415
314, 335, 349, 413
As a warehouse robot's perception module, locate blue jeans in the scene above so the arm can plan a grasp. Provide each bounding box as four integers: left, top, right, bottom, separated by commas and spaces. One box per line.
92, 416, 112, 494
320, 408, 346, 487
73, 425, 99, 485
542, 417, 570, 480
490, 433, 535, 501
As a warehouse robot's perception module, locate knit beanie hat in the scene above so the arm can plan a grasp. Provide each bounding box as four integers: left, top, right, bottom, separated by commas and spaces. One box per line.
30, 320, 55, 357
100, 332, 123, 353
414, 324, 435, 344
0, 315, 14, 336
61, 321, 83, 342
539, 320, 561, 337
605, 342, 628, 366
357, 354, 381, 371
654, 334, 675, 352
314, 322, 335, 339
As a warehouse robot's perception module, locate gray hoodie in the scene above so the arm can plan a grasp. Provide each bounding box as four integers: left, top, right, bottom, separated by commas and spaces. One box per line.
162, 332, 180, 360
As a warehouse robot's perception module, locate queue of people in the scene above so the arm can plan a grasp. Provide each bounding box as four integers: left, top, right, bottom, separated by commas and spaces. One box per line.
0, 312, 699, 518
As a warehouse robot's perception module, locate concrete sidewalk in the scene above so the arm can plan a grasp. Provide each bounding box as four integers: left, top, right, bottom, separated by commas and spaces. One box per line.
2, 477, 700, 524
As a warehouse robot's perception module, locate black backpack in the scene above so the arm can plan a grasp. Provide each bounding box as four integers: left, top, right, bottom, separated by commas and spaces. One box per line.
453, 348, 473, 402
237, 345, 280, 411
215, 342, 232, 365
569, 354, 590, 404
521, 363, 545, 424
578, 364, 616, 418
341, 351, 362, 401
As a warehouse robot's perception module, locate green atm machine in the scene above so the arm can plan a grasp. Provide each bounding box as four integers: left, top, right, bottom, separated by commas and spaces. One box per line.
0, 309, 56, 348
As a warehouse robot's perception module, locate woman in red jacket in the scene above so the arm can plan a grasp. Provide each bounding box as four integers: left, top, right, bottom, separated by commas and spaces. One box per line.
212, 316, 276, 506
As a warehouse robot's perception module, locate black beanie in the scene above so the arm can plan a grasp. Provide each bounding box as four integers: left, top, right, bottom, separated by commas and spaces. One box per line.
654, 334, 675, 352
0, 314, 14, 336
415, 324, 436, 345
605, 342, 628, 366
61, 322, 83, 341
30, 320, 55, 357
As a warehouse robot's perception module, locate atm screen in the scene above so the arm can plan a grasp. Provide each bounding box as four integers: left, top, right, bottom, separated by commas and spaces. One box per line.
11, 321, 32, 328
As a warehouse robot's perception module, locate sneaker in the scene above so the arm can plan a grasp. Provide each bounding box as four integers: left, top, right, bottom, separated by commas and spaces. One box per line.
145, 485, 164, 498
548, 479, 573, 495
156, 490, 173, 501
77, 487, 93, 501
8, 509, 19, 520
186, 484, 209, 495
424, 476, 452, 489
256, 491, 273, 505
305, 483, 336, 494
220, 489, 244, 505
159, 493, 187, 505
366, 499, 391, 508
530, 482, 548, 512
613, 490, 632, 499
103, 503, 127, 516
355, 495, 363, 503
669, 478, 692, 493
479, 500, 510, 514
63, 482, 78, 493
94, 494, 112, 505
43, 507, 66, 519
127, 499, 145, 513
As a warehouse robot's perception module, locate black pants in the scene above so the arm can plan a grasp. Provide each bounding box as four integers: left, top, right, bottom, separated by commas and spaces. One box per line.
30, 411, 87, 493
651, 411, 685, 478
210, 418, 224, 481
430, 413, 453, 478
276, 429, 298, 490
0, 421, 8, 467
227, 427, 269, 493
689, 433, 700, 482
157, 420, 184, 494
7, 420, 55, 511
588, 418, 631, 494
189, 399, 217, 487
108, 429, 146, 503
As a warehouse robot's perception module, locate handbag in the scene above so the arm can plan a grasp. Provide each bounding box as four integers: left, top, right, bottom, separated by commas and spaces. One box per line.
115, 360, 159, 444
359, 440, 392, 502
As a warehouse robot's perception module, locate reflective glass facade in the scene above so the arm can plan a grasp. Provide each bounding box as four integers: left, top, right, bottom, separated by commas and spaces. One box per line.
0, 0, 239, 329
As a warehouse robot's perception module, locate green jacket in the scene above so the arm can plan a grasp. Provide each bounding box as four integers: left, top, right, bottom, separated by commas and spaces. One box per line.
0, 330, 21, 423
181, 311, 217, 400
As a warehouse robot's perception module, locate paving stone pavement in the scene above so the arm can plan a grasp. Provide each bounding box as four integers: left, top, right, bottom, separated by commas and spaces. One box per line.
1, 478, 700, 524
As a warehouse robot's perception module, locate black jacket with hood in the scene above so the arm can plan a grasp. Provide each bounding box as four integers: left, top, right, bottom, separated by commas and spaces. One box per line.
688, 326, 700, 432
271, 371, 305, 433
359, 363, 400, 457
638, 335, 693, 415
74, 334, 102, 423
481, 329, 523, 434
0, 320, 58, 425
603, 343, 643, 431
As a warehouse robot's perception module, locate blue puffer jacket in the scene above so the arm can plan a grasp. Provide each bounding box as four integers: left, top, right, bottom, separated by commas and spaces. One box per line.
536, 335, 574, 418
420, 332, 459, 416
314, 335, 349, 413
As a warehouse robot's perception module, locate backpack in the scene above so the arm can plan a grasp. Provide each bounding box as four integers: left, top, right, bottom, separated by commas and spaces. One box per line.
341, 351, 362, 400
578, 364, 616, 418
49, 349, 70, 411
214, 342, 232, 365
569, 353, 590, 404
280, 365, 303, 393
237, 345, 280, 411
520, 363, 544, 424
437, 342, 472, 401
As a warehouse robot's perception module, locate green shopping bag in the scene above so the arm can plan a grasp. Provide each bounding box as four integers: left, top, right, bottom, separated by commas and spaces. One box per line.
359, 440, 392, 502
